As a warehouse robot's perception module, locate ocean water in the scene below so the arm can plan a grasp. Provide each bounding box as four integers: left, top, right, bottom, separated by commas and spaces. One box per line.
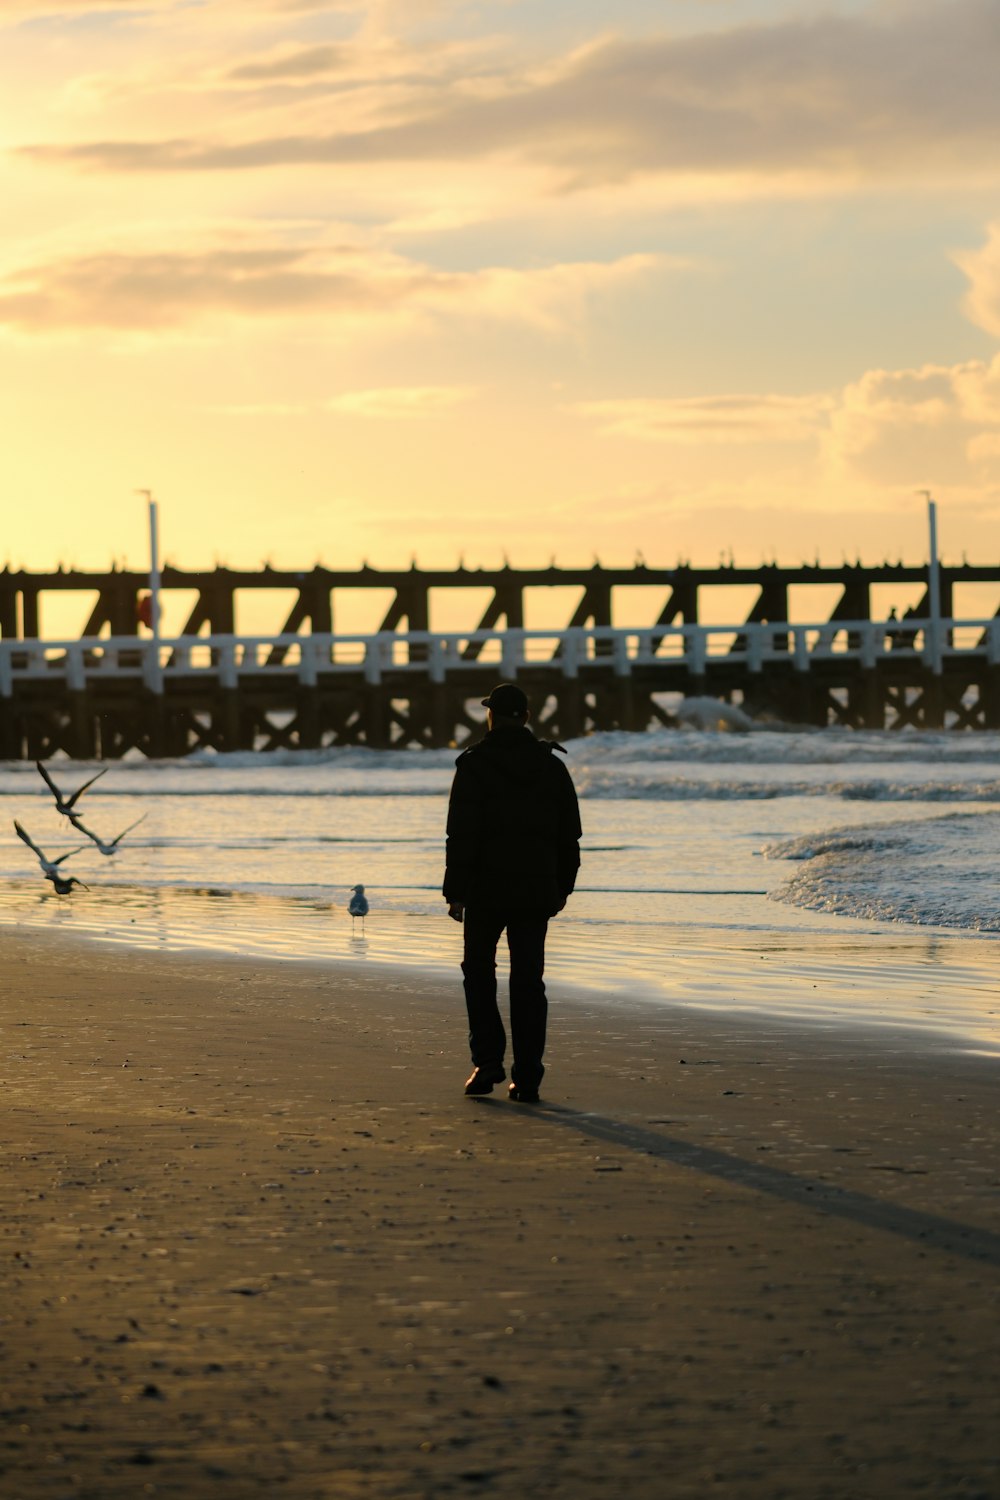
1, 728, 998, 1047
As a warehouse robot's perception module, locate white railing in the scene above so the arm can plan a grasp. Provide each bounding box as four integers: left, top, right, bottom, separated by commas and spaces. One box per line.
1, 619, 998, 695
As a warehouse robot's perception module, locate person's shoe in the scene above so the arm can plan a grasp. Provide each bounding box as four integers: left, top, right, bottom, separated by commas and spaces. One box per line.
464, 1066, 506, 1097
508, 1082, 540, 1103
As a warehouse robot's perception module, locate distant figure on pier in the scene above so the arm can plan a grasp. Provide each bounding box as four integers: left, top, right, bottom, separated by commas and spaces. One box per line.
885, 607, 901, 651
444, 682, 581, 1105
348, 885, 369, 930
897, 606, 919, 650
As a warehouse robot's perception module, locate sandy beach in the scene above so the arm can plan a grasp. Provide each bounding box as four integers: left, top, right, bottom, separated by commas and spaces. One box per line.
2, 931, 999, 1499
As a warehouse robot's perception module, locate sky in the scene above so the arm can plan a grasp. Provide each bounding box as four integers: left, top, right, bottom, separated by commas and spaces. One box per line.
3, 0, 1000, 619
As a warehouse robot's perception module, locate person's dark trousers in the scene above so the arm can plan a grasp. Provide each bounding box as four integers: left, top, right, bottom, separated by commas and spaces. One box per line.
462, 907, 549, 1089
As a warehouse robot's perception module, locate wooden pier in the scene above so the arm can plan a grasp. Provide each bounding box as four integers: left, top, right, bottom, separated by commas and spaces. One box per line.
1, 562, 999, 756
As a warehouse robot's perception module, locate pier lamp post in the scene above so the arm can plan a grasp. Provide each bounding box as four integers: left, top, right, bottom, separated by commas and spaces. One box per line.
136, 488, 163, 696
136, 488, 161, 647
919, 489, 942, 675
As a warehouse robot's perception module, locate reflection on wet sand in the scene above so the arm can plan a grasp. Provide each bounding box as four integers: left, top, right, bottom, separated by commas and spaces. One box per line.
0, 879, 997, 1052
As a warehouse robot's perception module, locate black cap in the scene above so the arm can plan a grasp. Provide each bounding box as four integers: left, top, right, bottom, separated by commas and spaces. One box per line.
481, 682, 528, 716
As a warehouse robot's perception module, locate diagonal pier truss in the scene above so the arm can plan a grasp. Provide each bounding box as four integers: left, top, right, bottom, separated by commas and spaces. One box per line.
1, 562, 999, 756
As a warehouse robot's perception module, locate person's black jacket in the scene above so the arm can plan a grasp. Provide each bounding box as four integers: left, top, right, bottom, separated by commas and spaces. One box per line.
443, 725, 581, 915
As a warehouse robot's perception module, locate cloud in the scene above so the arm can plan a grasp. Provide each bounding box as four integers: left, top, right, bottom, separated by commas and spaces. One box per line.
59, 26, 502, 140
217, 32, 491, 91
569, 393, 833, 445
967, 432, 1000, 463
21, 0, 1000, 190
823, 360, 1000, 486
326, 384, 475, 417
227, 45, 355, 84
954, 223, 1000, 339
208, 386, 476, 418
1, 0, 355, 15
1, 1, 151, 12
570, 355, 1000, 493
0, 244, 389, 330
0, 234, 663, 332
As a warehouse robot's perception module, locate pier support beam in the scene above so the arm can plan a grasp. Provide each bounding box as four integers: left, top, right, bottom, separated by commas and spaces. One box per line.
69, 690, 92, 758
923, 673, 944, 729
860, 669, 883, 729
220, 689, 241, 751
365, 690, 391, 748
557, 682, 583, 741
431, 684, 451, 746
144, 693, 166, 758
983, 665, 1000, 728
296, 689, 320, 749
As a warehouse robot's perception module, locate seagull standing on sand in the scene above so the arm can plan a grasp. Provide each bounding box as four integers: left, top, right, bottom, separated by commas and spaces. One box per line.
35, 760, 107, 826
73, 814, 147, 857
348, 884, 369, 931
13, 820, 89, 895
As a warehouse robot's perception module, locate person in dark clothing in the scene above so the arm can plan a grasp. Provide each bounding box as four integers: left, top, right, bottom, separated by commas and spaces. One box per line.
443, 682, 581, 1102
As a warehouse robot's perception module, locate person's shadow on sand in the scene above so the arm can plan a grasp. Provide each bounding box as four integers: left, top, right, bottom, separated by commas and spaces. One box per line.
472, 1098, 1000, 1269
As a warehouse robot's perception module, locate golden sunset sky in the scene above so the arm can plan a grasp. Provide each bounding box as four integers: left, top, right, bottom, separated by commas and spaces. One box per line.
3, 0, 1000, 603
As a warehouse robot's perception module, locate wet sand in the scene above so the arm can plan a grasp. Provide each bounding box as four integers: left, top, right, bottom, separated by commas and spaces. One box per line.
1, 931, 999, 1499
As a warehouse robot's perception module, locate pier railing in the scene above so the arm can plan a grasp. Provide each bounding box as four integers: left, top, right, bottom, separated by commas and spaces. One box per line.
2, 618, 998, 690
2, 619, 998, 755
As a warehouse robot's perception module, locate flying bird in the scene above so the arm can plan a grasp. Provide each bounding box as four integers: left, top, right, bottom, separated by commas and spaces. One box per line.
36, 760, 107, 825
14, 820, 89, 895
348, 884, 369, 930
73, 814, 147, 857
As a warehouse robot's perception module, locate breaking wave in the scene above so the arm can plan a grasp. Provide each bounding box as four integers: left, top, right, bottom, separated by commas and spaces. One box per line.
766, 811, 1000, 932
